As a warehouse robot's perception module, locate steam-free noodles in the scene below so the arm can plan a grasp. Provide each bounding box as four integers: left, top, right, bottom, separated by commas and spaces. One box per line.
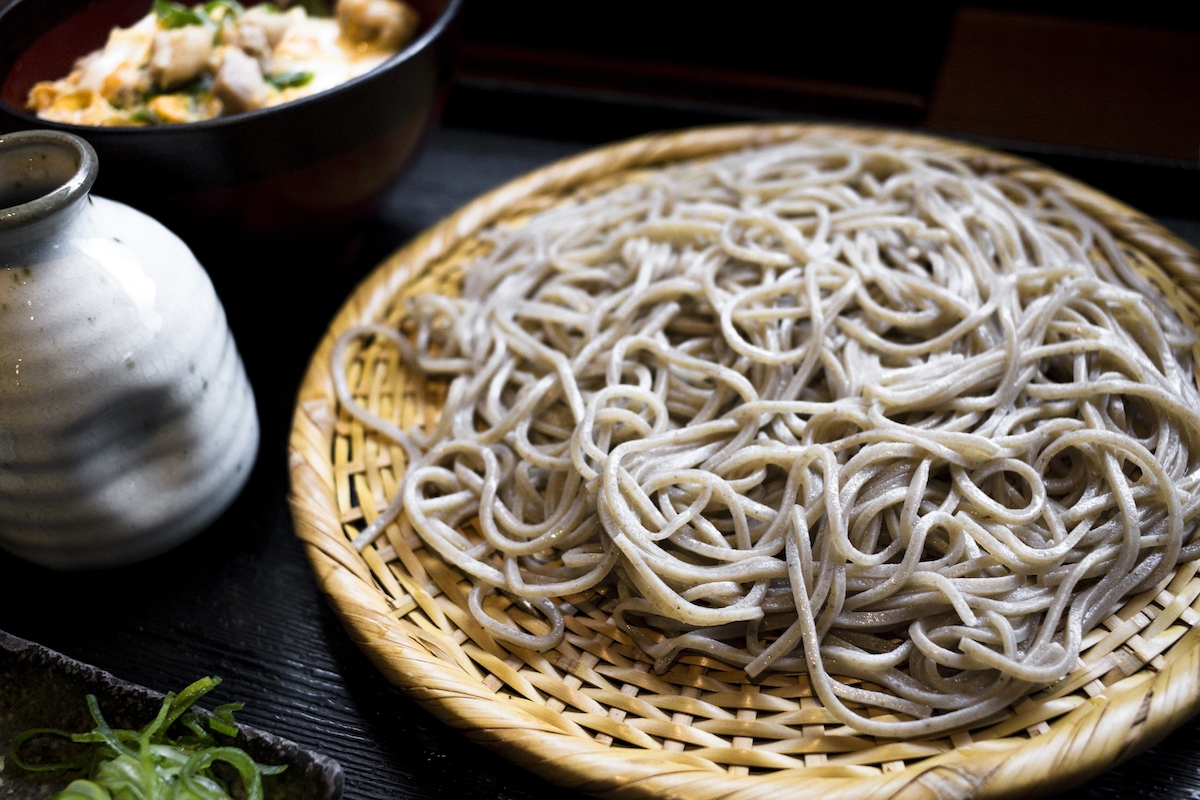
333, 138, 1200, 738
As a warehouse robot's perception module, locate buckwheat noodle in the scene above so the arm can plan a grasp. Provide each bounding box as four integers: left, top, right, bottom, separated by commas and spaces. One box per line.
332, 139, 1200, 738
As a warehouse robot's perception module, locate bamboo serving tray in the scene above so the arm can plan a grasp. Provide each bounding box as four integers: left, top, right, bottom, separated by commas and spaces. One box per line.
287, 123, 1200, 800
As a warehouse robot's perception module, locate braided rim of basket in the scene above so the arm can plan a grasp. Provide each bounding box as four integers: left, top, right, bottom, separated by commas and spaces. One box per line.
288, 122, 1200, 800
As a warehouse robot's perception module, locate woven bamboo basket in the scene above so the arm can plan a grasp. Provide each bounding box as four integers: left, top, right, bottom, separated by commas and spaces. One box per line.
287, 122, 1200, 800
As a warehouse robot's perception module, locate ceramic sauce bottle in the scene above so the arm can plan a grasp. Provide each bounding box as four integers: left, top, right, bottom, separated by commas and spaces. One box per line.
0, 129, 259, 569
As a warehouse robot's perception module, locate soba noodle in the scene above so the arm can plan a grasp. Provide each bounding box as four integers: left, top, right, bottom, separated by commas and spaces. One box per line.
332, 138, 1200, 738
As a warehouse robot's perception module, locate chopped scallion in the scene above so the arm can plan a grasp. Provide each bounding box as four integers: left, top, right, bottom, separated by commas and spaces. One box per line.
266, 71, 314, 90
153, 0, 207, 28
10, 677, 285, 800
203, 1, 245, 21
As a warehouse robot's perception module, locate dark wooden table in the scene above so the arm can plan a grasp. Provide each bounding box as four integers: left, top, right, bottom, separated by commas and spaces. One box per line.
2, 85, 1199, 800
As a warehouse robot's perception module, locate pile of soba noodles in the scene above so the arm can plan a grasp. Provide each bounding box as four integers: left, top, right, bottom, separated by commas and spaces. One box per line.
334, 137, 1200, 738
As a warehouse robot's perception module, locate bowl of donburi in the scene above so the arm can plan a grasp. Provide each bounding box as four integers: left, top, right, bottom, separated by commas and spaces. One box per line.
0, 0, 460, 250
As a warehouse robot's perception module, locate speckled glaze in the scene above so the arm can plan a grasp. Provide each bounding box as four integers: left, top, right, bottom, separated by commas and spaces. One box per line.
0, 130, 258, 569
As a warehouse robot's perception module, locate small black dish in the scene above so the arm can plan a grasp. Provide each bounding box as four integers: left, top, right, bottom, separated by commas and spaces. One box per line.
0, 630, 345, 800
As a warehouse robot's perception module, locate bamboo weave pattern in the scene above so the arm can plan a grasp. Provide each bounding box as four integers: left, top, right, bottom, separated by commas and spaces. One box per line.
288, 124, 1200, 800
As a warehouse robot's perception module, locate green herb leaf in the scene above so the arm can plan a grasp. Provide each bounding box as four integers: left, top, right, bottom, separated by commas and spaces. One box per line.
166, 72, 214, 98
53, 780, 112, 800
203, 0, 245, 21
8, 728, 93, 773
266, 70, 314, 90
9, 677, 285, 800
153, 0, 206, 28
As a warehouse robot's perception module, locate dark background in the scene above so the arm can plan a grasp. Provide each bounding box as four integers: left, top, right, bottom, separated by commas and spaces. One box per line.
452, 1, 1200, 162
445, 1, 1200, 238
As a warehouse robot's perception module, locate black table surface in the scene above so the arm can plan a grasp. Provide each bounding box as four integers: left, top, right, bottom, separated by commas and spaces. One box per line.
2, 92, 1200, 800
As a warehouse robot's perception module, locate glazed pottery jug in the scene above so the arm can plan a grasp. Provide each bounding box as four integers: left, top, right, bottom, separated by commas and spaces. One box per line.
0, 130, 259, 569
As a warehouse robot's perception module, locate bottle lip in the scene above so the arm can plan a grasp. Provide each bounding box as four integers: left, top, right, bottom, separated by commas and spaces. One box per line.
0, 130, 98, 236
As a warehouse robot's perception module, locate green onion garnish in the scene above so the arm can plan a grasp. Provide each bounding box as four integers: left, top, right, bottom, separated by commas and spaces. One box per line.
203, 1, 245, 21
10, 677, 285, 800
266, 71, 315, 90
153, 0, 207, 28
